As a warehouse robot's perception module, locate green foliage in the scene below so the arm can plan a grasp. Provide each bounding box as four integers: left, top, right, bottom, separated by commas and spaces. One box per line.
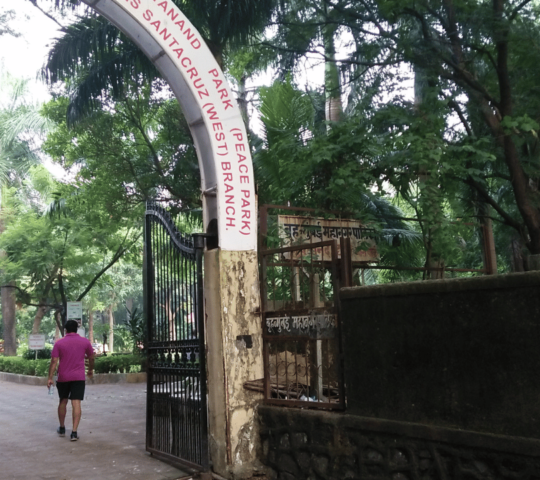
94, 354, 143, 374
21, 0, 540, 283
21, 347, 52, 360
0, 357, 50, 376
256, 79, 376, 212
0, 202, 141, 308
122, 307, 146, 354
0, 354, 143, 376
41, 84, 201, 212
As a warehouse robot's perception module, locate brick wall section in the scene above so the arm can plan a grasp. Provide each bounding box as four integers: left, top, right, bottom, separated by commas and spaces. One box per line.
258, 405, 540, 480
341, 271, 540, 439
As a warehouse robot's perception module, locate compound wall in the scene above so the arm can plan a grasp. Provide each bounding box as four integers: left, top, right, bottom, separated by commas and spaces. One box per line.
257, 272, 540, 479
341, 271, 540, 439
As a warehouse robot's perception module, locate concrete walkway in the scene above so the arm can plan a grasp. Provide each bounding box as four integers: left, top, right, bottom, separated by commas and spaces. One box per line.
0, 380, 190, 480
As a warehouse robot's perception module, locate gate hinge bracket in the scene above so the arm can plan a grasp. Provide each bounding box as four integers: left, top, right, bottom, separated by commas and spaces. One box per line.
203, 186, 217, 197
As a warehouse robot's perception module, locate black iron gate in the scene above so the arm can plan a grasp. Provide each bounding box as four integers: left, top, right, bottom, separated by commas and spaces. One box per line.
144, 202, 209, 472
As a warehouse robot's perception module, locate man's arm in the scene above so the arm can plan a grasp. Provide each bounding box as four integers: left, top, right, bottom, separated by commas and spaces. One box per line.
86, 342, 95, 377
48, 357, 59, 388
87, 355, 94, 377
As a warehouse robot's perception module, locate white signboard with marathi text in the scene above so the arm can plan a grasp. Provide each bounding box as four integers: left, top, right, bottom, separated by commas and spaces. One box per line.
93, 0, 257, 251
28, 334, 46, 350
67, 301, 83, 327
278, 215, 379, 262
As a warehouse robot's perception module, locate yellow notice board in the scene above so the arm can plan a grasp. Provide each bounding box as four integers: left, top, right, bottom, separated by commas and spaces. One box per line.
277, 215, 379, 262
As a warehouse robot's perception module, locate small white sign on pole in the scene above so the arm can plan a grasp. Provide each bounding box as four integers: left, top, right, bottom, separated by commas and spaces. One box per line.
67, 301, 83, 327
28, 334, 46, 350
77, 327, 86, 338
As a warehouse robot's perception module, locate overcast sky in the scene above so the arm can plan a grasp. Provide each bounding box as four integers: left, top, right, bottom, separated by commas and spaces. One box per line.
0, 2, 81, 179
0, 1, 64, 100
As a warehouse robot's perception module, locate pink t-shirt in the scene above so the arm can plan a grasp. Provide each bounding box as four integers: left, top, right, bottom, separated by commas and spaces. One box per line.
51, 333, 94, 382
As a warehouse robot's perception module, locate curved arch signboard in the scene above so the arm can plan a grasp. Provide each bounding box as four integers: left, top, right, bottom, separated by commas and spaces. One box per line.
82, 0, 257, 252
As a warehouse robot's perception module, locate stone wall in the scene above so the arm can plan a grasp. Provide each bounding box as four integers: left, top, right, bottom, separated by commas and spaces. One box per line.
0, 371, 147, 385
341, 271, 540, 439
258, 405, 540, 480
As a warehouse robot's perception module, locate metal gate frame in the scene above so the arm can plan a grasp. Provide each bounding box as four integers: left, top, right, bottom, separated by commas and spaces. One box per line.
144, 202, 209, 472
260, 239, 346, 410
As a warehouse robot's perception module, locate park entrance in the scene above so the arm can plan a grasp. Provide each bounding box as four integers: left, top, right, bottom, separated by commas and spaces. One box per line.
144, 202, 209, 471
6, 0, 263, 477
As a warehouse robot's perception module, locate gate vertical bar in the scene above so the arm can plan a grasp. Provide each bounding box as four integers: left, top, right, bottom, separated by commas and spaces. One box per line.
144, 203, 155, 452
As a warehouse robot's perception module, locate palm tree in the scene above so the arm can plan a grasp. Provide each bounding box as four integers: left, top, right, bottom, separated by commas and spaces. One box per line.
43, 0, 277, 123
268, 0, 345, 124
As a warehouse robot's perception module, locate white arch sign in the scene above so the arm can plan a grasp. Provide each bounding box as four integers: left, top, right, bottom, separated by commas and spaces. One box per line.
82, 0, 257, 251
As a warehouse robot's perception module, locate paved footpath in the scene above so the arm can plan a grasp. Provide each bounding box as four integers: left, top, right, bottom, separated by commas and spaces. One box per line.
0, 380, 190, 480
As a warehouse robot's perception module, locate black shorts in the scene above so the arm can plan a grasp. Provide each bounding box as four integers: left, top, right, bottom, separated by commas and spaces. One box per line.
56, 381, 86, 401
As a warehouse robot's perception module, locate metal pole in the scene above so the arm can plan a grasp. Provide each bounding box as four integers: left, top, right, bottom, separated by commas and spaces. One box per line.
193, 234, 210, 471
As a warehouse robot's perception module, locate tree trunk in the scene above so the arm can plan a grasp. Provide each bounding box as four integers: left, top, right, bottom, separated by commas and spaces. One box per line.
1, 284, 16, 356
510, 235, 526, 272
413, 27, 447, 279
490, 0, 540, 253
428, 259, 445, 280
237, 74, 249, 127
88, 309, 94, 344
31, 300, 48, 334
501, 136, 540, 253
54, 319, 60, 342
0, 196, 16, 355
108, 306, 114, 354
126, 298, 133, 314
54, 310, 65, 338
323, 20, 342, 125
480, 209, 498, 275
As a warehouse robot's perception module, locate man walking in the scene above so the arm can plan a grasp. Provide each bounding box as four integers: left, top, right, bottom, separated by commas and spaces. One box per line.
47, 320, 94, 441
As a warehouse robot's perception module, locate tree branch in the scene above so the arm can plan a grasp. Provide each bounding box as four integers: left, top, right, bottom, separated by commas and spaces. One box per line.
464, 175, 523, 232
28, 0, 68, 32
447, 99, 474, 137
120, 94, 193, 204
76, 232, 142, 301
509, 0, 534, 21
259, 41, 397, 68
0, 285, 58, 308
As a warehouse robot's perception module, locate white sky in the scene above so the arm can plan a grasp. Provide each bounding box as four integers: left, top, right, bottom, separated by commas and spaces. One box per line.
0, 1, 63, 101
0, 1, 74, 179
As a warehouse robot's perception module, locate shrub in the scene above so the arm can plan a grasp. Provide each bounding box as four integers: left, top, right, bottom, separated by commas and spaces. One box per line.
36, 361, 50, 377
0, 353, 144, 376
22, 347, 52, 360
94, 354, 143, 374
0, 357, 50, 376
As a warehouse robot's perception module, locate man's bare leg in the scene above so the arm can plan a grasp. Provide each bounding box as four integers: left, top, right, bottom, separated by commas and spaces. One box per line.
71, 399, 82, 432
58, 398, 69, 427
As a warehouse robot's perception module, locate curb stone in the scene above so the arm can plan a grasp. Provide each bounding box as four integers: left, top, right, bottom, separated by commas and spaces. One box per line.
0, 371, 146, 386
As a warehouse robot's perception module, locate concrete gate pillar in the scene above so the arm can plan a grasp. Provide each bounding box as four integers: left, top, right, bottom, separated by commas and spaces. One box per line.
205, 250, 263, 478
